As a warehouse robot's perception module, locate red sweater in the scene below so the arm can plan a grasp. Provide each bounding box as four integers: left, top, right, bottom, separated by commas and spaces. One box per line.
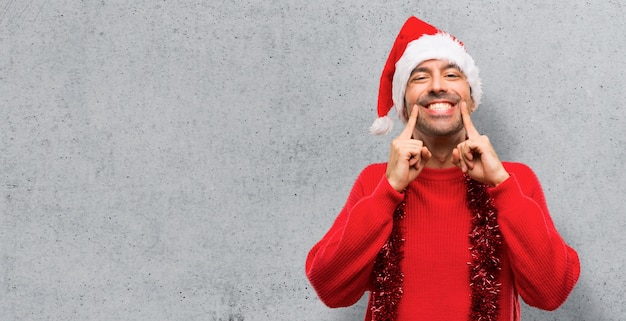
306, 162, 580, 321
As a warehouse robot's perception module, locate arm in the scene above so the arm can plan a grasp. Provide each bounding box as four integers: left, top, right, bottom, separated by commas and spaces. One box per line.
490, 163, 580, 310
307, 105, 429, 308
305, 164, 404, 308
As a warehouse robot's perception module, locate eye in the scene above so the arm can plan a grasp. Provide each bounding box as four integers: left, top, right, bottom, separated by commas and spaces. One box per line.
443, 68, 464, 79
410, 74, 429, 82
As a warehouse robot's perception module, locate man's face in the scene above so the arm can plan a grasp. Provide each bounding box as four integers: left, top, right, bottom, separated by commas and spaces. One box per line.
403, 59, 475, 138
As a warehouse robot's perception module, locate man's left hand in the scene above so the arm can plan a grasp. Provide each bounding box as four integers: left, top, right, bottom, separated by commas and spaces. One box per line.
452, 101, 510, 187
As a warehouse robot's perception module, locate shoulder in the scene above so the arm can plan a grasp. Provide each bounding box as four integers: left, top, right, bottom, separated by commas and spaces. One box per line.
357, 163, 388, 181
502, 161, 535, 176
353, 163, 387, 190
360, 163, 387, 176
502, 161, 542, 192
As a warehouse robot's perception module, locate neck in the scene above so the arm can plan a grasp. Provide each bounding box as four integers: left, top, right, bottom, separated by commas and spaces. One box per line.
416, 131, 466, 169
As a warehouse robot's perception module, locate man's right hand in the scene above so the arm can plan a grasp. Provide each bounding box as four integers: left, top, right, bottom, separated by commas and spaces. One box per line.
386, 104, 432, 192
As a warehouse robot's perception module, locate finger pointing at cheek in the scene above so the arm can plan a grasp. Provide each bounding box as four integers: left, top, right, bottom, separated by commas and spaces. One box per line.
460, 101, 480, 139
401, 104, 419, 140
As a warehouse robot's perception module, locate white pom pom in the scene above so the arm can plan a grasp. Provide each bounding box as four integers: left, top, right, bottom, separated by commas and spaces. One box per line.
369, 116, 394, 136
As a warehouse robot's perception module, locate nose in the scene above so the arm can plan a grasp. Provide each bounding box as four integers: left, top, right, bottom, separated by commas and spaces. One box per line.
428, 74, 448, 94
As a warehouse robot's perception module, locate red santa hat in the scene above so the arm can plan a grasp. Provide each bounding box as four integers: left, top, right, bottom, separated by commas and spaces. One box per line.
369, 16, 482, 135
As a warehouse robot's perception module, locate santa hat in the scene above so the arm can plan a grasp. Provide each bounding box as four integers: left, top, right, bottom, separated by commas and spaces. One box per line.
369, 16, 482, 135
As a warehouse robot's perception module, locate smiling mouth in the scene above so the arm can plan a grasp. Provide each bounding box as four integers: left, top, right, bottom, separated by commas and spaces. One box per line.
427, 102, 454, 111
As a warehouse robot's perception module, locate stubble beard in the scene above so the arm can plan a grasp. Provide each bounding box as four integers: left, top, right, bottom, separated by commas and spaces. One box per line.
414, 110, 464, 138
411, 92, 465, 137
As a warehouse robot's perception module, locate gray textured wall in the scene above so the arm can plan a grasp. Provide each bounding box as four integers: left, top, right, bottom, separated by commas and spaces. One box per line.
1, 1, 624, 320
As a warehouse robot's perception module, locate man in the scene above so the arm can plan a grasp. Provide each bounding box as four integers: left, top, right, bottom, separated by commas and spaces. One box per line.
305, 16, 580, 321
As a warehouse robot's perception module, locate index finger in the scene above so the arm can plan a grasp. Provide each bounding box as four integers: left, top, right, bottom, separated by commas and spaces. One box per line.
460, 101, 480, 139
400, 104, 419, 139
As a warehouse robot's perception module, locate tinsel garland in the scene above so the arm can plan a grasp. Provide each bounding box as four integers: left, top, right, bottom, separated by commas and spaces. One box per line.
370, 193, 406, 321
370, 177, 502, 321
466, 176, 502, 321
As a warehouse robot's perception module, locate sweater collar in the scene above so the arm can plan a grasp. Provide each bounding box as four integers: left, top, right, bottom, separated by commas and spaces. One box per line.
416, 166, 465, 182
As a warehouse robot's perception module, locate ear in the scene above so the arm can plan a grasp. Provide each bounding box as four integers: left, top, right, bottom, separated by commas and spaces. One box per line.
402, 102, 409, 120
468, 87, 476, 112
468, 98, 476, 113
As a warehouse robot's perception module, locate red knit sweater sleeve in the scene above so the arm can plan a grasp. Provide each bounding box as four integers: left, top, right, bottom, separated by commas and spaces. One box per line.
305, 164, 404, 308
491, 162, 580, 310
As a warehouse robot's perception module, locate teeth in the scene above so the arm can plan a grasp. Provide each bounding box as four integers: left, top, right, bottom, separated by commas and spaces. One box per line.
428, 103, 452, 110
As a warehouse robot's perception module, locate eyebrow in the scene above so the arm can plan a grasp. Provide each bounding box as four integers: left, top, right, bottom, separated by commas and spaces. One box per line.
410, 63, 462, 76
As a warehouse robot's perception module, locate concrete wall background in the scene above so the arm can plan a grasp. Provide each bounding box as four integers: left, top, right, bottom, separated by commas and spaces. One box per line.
1, 1, 624, 320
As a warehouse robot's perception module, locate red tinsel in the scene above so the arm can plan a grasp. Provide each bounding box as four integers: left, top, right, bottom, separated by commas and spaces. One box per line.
370, 177, 502, 321
466, 176, 502, 321
371, 195, 406, 321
